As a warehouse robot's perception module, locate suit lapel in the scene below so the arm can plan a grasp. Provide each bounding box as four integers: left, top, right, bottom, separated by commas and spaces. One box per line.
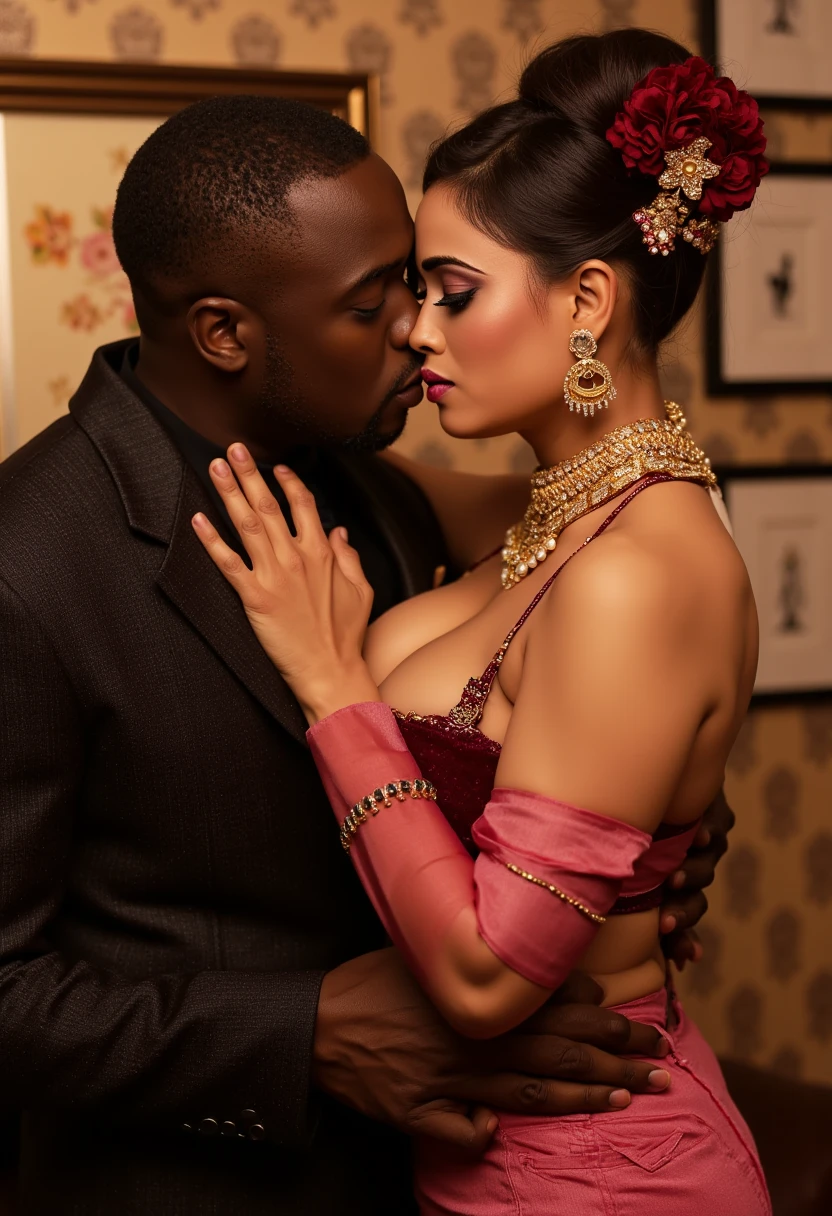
71, 340, 309, 746
156, 467, 309, 745
329, 451, 421, 599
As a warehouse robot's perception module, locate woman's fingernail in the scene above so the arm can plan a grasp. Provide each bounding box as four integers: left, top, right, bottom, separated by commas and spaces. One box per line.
662, 914, 677, 933
275, 464, 290, 474
338, 527, 349, 541
609, 1090, 630, 1108
192, 513, 206, 529
672, 870, 686, 889
230, 444, 247, 463
648, 1069, 670, 1091
486, 1117, 499, 1134
211, 459, 230, 478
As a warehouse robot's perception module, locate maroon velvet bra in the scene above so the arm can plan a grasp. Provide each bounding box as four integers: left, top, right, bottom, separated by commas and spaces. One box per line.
395, 475, 701, 915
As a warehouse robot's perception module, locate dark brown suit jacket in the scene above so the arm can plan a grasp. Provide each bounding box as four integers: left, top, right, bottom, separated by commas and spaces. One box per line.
0, 341, 447, 1214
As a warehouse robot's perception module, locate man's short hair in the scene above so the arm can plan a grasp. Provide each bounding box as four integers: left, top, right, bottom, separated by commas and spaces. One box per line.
113, 95, 370, 293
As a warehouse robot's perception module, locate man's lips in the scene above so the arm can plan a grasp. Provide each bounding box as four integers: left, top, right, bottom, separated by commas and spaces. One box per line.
421, 368, 455, 403
391, 369, 425, 408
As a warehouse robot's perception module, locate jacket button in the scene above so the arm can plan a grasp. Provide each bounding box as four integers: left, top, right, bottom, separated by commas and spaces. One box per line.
248, 1123, 266, 1141
220, 1121, 237, 1137
199, 1118, 219, 1136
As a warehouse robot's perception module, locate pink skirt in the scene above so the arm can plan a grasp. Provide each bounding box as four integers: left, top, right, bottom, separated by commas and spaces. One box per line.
414, 988, 771, 1215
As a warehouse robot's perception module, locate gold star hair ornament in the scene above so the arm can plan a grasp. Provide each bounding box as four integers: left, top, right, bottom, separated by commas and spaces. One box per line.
633, 137, 722, 257
659, 137, 721, 199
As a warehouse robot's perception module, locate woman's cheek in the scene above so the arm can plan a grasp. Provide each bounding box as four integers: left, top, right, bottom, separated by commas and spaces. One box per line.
457, 296, 529, 376
466, 301, 544, 404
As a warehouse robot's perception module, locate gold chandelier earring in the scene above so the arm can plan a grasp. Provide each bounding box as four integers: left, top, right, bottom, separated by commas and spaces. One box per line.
563, 329, 616, 418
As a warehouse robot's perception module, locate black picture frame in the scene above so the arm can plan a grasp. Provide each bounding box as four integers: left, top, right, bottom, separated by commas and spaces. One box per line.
0, 57, 379, 142
700, 3, 832, 396
713, 464, 832, 704
700, 0, 832, 107
705, 160, 832, 397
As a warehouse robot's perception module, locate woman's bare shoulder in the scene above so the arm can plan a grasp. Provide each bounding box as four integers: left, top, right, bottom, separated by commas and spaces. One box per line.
497, 500, 751, 827
540, 483, 751, 635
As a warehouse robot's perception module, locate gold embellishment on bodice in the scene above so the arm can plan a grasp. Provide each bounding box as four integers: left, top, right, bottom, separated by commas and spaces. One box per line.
501, 401, 716, 589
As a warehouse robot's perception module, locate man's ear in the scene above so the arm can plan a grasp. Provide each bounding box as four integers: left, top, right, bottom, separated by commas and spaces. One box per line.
187, 298, 255, 373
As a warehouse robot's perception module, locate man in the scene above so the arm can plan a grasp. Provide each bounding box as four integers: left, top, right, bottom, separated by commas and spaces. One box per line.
0, 97, 727, 1213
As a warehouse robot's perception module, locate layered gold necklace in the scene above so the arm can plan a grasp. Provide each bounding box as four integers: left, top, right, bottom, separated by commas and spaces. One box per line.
501, 401, 716, 589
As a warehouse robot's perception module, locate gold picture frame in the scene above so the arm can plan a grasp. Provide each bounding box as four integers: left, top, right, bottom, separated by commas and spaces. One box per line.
0, 59, 379, 457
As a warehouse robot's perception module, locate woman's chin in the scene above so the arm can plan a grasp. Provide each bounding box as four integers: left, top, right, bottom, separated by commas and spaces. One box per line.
436, 403, 509, 442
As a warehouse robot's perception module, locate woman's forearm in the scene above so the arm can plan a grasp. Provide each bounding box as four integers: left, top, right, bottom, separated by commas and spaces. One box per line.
308, 702, 651, 1037
306, 698, 512, 1032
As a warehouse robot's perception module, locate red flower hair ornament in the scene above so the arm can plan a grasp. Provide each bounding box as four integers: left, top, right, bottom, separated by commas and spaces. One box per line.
606, 56, 769, 255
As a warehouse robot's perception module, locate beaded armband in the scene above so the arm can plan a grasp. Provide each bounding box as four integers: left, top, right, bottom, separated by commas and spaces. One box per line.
340, 778, 438, 853
504, 862, 607, 925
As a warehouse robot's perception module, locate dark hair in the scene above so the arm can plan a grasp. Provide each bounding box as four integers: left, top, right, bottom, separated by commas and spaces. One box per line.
423, 29, 705, 351
113, 95, 369, 292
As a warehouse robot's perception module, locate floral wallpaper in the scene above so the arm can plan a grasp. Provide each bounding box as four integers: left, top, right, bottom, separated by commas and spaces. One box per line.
2, 111, 160, 444
0, 0, 830, 1082
25, 201, 137, 332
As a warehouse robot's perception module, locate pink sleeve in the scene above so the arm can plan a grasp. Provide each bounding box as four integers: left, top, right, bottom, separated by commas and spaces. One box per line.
308, 702, 651, 993
471, 789, 651, 988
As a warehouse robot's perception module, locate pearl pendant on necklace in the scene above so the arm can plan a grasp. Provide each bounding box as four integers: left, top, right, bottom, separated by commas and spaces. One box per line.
511, 535, 556, 580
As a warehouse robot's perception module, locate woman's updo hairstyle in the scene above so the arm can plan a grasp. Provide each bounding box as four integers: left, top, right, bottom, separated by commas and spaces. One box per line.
423, 29, 709, 352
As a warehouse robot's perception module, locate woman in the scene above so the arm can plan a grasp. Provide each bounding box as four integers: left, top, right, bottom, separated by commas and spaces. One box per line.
193, 30, 770, 1216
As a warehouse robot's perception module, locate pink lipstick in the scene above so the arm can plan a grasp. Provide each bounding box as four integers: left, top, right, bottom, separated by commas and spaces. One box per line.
422, 368, 455, 403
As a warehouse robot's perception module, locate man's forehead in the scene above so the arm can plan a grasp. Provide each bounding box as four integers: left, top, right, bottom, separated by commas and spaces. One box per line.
283, 154, 413, 278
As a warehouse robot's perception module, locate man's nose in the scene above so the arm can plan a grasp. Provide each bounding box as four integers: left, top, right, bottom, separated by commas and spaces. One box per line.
390, 290, 420, 350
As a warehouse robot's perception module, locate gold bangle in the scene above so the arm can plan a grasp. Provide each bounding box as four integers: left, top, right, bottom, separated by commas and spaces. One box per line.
504, 863, 606, 925
340, 778, 437, 853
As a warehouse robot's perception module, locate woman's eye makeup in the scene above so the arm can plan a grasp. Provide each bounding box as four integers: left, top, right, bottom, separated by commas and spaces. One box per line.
435, 287, 476, 312
415, 271, 478, 311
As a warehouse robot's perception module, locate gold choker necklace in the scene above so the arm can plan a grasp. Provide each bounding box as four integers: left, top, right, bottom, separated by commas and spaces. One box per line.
501, 401, 716, 589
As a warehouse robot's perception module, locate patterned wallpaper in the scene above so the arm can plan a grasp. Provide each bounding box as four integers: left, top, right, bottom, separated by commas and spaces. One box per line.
1, 0, 830, 1081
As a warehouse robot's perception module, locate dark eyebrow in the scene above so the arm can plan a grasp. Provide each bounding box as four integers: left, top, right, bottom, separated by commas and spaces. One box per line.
348, 257, 407, 293
421, 255, 485, 274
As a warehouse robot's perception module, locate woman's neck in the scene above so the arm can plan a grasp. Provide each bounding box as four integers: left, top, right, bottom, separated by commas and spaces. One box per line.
523, 359, 666, 470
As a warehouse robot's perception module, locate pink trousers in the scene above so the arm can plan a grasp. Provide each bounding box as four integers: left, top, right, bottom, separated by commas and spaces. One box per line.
414, 989, 771, 1215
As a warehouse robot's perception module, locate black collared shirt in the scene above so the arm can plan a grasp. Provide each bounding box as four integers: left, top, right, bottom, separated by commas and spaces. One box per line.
120, 343, 403, 620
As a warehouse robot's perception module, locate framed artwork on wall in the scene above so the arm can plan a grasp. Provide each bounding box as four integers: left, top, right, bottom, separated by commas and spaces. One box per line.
705, 162, 832, 396
0, 58, 378, 459
702, 0, 832, 105
715, 465, 832, 702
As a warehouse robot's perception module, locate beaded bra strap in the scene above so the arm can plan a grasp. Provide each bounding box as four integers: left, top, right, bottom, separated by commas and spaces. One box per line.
446, 474, 673, 730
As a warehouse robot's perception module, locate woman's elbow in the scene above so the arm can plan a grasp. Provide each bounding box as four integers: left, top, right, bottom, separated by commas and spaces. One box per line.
433, 921, 550, 1037
441, 996, 511, 1039
436, 983, 534, 1040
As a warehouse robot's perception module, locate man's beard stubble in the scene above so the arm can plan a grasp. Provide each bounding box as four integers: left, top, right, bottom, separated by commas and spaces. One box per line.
259, 333, 419, 454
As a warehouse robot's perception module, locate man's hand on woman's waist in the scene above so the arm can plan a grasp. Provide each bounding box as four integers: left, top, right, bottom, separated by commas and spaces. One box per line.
312, 948, 670, 1154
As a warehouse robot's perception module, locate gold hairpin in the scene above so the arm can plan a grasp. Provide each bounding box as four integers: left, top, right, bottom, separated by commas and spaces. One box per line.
633, 138, 721, 256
